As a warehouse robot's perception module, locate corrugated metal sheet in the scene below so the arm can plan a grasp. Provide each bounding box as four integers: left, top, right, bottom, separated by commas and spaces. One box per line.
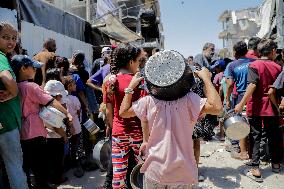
0, 8, 18, 30
21, 21, 93, 73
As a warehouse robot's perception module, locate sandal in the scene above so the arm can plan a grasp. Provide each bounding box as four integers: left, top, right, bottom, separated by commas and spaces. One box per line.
272, 164, 281, 173
243, 168, 263, 183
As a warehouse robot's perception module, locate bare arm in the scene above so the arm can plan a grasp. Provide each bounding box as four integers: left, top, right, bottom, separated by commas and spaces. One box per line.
219, 84, 224, 99
86, 79, 102, 92
106, 103, 113, 128
267, 87, 279, 112
119, 73, 143, 118
225, 78, 233, 109
78, 91, 89, 113
0, 70, 18, 102
141, 120, 149, 143
234, 83, 256, 113
200, 79, 223, 115
41, 64, 46, 86
51, 99, 73, 122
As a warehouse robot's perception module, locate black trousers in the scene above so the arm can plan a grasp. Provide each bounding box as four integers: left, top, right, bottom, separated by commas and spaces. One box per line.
46, 138, 65, 184
248, 116, 283, 167
104, 134, 113, 188
21, 137, 50, 189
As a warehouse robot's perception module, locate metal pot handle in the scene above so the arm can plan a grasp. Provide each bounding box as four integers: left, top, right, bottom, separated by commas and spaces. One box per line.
137, 155, 145, 163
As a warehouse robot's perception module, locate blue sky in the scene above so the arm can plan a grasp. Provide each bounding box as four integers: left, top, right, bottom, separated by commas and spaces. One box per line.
159, 0, 263, 58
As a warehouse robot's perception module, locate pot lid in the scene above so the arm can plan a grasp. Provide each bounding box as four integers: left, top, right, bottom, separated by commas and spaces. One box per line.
145, 50, 186, 87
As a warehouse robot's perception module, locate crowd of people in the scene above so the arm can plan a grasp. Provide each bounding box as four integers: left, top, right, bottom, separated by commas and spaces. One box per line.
0, 19, 283, 189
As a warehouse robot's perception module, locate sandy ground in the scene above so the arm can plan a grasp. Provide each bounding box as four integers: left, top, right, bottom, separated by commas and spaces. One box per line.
58, 138, 284, 189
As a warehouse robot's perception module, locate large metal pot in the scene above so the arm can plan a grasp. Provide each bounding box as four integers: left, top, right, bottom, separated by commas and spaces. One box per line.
93, 138, 111, 170
144, 50, 195, 101
223, 110, 250, 140
130, 163, 144, 189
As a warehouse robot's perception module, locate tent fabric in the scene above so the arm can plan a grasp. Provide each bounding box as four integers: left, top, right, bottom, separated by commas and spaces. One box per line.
96, 13, 143, 42
18, 0, 86, 41
257, 0, 275, 38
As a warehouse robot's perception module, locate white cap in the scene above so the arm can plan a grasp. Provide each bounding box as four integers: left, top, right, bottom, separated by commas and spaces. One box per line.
101, 47, 111, 54
44, 80, 68, 104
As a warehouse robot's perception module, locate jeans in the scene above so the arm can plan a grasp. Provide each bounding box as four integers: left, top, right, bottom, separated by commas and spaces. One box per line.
0, 129, 28, 189
248, 116, 283, 166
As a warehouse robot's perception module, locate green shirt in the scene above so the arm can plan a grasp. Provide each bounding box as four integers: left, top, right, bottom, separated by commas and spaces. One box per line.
0, 51, 21, 135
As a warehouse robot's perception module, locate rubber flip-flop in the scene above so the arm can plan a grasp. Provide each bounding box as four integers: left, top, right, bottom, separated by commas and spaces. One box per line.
243, 168, 263, 183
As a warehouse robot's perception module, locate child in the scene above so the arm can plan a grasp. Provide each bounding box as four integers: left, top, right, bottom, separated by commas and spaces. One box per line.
64, 76, 85, 178
11, 55, 72, 189
0, 22, 29, 189
119, 67, 222, 188
44, 80, 69, 185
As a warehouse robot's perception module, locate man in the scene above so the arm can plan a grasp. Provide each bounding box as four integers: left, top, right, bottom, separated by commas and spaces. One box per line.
226, 41, 255, 160
33, 38, 56, 85
246, 37, 261, 59
235, 39, 283, 182
187, 56, 194, 65
92, 46, 112, 75
246, 37, 270, 163
193, 42, 215, 69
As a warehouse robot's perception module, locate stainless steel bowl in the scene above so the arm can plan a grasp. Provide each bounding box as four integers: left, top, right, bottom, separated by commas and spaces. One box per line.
93, 138, 111, 170
224, 111, 250, 140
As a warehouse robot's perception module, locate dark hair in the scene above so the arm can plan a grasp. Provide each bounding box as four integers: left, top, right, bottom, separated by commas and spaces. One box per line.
224, 58, 233, 65
203, 43, 215, 51
110, 44, 142, 74
63, 76, 75, 90
152, 48, 160, 53
248, 37, 261, 50
257, 39, 277, 57
45, 68, 61, 82
188, 56, 193, 60
233, 41, 248, 57
43, 38, 56, 52
11, 62, 29, 82
55, 56, 69, 76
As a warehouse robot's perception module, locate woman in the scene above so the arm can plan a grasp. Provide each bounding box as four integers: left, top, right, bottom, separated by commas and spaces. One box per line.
104, 44, 146, 189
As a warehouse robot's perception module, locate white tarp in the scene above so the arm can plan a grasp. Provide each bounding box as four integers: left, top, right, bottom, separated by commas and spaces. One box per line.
231, 11, 237, 24
0, 8, 18, 30
21, 21, 93, 73
97, 13, 143, 42
257, 0, 275, 38
96, 0, 116, 19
